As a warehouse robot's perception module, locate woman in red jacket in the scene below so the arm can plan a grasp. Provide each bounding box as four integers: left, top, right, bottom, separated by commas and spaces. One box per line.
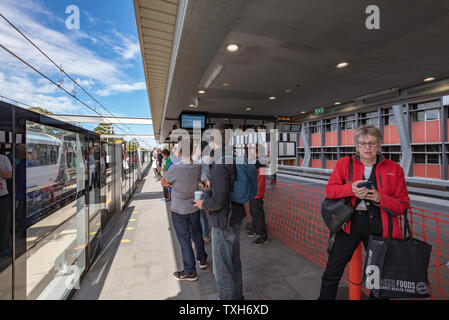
318, 124, 410, 300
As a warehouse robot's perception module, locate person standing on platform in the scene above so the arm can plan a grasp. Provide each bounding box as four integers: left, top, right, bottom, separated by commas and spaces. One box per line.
247, 160, 268, 245
161, 140, 207, 281
160, 149, 172, 202
194, 123, 246, 300
318, 125, 410, 300
0, 152, 12, 257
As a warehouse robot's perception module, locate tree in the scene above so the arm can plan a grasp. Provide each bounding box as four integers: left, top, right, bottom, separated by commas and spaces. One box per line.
28, 106, 54, 115
94, 122, 114, 134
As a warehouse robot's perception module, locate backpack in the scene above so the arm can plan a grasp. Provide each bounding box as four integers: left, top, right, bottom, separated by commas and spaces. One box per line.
229, 157, 258, 204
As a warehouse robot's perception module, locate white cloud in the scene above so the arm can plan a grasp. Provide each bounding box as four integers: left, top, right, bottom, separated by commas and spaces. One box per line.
96, 81, 146, 96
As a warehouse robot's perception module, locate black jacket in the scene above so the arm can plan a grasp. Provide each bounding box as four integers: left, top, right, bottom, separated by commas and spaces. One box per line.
203, 147, 245, 229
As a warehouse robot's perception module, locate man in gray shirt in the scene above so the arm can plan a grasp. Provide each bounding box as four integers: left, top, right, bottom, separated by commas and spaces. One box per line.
162, 141, 208, 281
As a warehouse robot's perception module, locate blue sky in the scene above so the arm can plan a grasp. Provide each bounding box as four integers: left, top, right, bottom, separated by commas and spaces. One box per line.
0, 0, 157, 147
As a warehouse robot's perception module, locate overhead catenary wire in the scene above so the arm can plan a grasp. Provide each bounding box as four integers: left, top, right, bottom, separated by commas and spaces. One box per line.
0, 12, 150, 146
0, 45, 146, 146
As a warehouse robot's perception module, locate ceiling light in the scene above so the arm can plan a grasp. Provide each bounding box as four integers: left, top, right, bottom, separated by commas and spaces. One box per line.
285, 89, 292, 93
268, 96, 276, 100
222, 82, 230, 87
198, 90, 206, 94
245, 107, 252, 111
300, 111, 306, 114
334, 102, 341, 105
189, 104, 195, 107
226, 44, 240, 53
336, 62, 349, 69
424, 77, 435, 82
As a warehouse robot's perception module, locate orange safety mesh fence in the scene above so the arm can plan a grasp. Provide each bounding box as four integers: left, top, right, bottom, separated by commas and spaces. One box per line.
263, 180, 449, 299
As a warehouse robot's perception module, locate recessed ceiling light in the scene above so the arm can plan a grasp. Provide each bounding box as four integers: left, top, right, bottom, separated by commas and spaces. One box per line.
268, 96, 276, 100
226, 44, 240, 53
334, 102, 341, 105
189, 104, 194, 107
285, 89, 292, 93
198, 90, 206, 94
300, 111, 306, 114
424, 77, 435, 82
336, 62, 349, 69
222, 82, 230, 87
245, 107, 252, 111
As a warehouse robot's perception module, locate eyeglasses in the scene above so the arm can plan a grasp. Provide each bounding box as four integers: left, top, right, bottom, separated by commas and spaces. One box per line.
357, 141, 379, 148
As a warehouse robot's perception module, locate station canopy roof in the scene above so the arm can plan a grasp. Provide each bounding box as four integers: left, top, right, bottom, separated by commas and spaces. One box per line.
134, 0, 449, 141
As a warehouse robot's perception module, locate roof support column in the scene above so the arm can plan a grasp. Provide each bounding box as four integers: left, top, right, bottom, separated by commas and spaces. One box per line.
393, 104, 412, 176
301, 122, 311, 167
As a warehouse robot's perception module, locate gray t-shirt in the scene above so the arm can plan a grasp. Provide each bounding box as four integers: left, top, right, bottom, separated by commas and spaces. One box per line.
164, 162, 202, 214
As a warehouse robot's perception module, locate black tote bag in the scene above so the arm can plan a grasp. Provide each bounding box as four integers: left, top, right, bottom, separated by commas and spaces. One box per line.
363, 207, 432, 299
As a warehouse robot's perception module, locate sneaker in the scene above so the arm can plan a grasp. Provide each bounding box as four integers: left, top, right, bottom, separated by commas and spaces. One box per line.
254, 236, 268, 245
199, 259, 208, 269
160, 199, 168, 203
246, 229, 257, 237
203, 235, 211, 243
173, 270, 197, 281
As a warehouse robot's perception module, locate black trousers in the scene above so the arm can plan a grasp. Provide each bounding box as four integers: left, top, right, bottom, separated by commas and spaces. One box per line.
318, 212, 381, 300
249, 198, 267, 239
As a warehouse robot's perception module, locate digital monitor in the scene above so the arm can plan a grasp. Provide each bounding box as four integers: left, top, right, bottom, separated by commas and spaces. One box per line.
290, 124, 301, 132
280, 124, 291, 132
180, 113, 206, 129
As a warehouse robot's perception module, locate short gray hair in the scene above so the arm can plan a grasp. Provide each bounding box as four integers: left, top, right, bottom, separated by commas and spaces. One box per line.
354, 124, 383, 144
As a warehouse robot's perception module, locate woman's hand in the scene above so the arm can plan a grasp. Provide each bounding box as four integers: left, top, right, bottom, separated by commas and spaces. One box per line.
364, 188, 381, 203
352, 180, 371, 199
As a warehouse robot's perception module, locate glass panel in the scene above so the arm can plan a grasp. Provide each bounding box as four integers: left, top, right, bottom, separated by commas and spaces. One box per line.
413, 154, 426, 164
24, 120, 87, 300
425, 109, 439, 121
427, 154, 440, 164
0, 103, 13, 300
412, 111, 425, 122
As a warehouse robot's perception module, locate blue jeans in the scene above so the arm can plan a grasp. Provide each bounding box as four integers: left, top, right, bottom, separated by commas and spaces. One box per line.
171, 211, 207, 274
200, 210, 209, 237
211, 221, 243, 300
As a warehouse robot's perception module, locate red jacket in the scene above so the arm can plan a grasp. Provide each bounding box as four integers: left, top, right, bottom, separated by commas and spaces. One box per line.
325, 154, 410, 239
255, 168, 266, 199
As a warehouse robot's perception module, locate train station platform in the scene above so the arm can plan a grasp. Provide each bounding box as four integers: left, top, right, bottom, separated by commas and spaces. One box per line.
72, 170, 348, 300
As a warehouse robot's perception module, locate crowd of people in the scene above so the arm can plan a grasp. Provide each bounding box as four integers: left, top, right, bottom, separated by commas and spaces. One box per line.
148, 123, 410, 301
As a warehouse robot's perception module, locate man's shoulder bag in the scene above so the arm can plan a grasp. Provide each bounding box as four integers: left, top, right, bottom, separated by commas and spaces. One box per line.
321, 157, 354, 253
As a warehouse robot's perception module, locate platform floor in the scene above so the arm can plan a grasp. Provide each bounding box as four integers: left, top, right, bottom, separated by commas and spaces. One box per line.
72, 171, 349, 300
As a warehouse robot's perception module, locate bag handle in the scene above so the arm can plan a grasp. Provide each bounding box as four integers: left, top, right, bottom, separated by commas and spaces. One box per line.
372, 202, 411, 240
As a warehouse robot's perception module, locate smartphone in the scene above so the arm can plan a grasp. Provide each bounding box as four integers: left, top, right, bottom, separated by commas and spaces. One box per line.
357, 181, 373, 189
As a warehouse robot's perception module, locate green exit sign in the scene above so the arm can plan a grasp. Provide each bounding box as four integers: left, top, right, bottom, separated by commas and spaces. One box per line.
314, 107, 324, 114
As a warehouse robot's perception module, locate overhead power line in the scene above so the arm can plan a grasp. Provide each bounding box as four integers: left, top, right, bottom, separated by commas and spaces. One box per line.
0, 12, 150, 145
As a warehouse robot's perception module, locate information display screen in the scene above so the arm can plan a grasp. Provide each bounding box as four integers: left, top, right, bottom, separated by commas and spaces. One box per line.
180, 113, 206, 129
